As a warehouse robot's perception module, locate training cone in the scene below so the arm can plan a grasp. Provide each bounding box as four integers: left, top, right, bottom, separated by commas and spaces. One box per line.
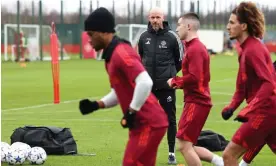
20, 63, 27, 68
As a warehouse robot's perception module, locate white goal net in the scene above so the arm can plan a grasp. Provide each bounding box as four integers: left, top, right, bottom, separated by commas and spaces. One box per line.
115, 24, 147, 48
95, 24, 147, 60
3, 24, 70, 61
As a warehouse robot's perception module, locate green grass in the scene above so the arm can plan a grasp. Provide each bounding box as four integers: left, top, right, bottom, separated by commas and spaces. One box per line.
1, 55, 276, 166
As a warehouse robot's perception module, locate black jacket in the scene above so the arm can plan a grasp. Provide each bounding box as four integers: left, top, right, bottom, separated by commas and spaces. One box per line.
138, 21, 184, 90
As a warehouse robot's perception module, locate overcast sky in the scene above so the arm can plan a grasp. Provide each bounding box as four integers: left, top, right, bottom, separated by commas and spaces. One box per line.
2, 0, 276, 16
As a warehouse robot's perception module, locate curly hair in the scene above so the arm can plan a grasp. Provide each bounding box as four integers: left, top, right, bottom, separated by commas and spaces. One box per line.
232, 2, 265, 39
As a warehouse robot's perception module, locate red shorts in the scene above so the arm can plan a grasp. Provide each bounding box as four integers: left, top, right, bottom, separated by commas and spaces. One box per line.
232, 112, 276, 152
123, 126, 166, 166
176, 103, 211, 144
243, 143, 265, 163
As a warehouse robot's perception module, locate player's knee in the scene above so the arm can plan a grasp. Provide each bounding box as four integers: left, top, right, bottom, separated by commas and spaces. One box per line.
222, 150, 233, 163
178, 140, 193, 152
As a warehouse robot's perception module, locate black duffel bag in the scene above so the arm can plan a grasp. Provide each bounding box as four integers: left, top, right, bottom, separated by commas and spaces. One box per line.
196, 130, 229, 152
10, 126, 78, 155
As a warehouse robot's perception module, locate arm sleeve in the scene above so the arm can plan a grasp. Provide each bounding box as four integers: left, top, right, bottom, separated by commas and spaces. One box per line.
169, 30, 184, 72
129, 71, 153, 111
245, 51, 275, 111
100, 89, 118, 108
114, 44, 150, 110
171, 49, 203, 88
138, 36, 144, 58
227, 69, 246, 111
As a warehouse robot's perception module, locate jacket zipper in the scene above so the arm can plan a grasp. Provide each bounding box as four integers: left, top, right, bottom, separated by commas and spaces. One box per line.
152, 33, 157, 90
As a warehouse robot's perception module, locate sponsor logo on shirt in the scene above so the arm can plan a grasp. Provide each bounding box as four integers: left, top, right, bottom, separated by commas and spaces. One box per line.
167, 96, 172, 102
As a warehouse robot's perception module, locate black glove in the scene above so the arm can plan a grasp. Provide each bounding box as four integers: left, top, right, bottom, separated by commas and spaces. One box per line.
79, 99, 99, 115
234, 116, 248, 122
121, 109, 136, 129
221, 107, 234, 120
273, 61, 276, 70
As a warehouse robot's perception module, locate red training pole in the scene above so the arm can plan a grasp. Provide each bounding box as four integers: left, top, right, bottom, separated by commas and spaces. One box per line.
50, 22, 60, 104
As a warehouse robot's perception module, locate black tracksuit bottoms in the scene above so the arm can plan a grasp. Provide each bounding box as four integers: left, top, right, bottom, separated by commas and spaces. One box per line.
152, 89, 176, 153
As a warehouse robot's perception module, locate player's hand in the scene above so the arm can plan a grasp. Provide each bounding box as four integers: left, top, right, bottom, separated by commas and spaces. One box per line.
221, 107, 234, 120
121, 108, 136, 129
167, 78, 177, 89
79, 99, 99, 115
273, 60, 276, 70
167, 78, 173, 87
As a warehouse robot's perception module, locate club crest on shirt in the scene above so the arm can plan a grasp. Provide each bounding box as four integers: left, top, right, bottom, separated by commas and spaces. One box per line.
159, 40, 167, 48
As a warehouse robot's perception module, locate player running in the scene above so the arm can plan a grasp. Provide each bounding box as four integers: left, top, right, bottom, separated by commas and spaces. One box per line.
79, 7, 168, 166
222, 2, 276, 166
167, 12, 224, 166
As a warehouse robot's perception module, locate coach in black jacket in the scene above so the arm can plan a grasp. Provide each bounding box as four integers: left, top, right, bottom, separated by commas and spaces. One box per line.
138, 7, 184, 165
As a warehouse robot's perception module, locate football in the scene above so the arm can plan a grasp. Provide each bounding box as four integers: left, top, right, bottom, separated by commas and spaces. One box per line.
28, 147, 47, 165
1, 142, 11, 163
7, 148, 26, 165
11, 142, 31, 159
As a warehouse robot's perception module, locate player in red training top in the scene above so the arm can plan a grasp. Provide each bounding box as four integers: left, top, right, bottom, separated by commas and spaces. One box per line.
167, 13, 224, 166
79, 7, 168, 166
222, 2, 276, 166
236, 44, 275, 166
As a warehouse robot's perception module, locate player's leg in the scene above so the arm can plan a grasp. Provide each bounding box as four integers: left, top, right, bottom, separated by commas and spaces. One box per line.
265, 104, 276, 155
138, 127, 167, 165
122, 127, 150, 166
14, 46, 19, 62
224, 113, 274, 166
239, 144, 264, 166
122, 126, 166, 166
21, 46, 25, 60
223, 141, 246, 166
266, 129, 276, 155
157, 89, 177, 164
192, 103, 223, 166
194, 146, 224, 166
176, 103, 211, 166
179, 139, 202, 166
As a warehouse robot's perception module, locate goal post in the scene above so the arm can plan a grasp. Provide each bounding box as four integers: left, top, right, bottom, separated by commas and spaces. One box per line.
3, 24, 70, 61
115, 24, 147, 47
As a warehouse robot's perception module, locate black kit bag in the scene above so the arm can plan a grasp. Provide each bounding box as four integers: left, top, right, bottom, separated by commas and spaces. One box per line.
10, 126, 78, 155
196, 130, 229, 152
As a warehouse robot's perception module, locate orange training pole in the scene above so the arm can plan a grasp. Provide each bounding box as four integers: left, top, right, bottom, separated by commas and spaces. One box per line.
50, 22, 60, 104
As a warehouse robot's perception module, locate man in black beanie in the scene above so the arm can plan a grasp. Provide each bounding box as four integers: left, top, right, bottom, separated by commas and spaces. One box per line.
79, 7, 168, 166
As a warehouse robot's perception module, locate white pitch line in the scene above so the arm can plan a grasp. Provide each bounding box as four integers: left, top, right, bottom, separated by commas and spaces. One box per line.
1, 97, 99, 112
2, 118, 236, 123
211, 78, 234, 83
1, 91, 233, 112
212, 92, 233, 96
2, 102, 230, 115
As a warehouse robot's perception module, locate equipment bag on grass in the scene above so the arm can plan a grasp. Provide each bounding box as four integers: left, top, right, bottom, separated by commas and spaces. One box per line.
10, 126, 77, 155
196, 130, 229, 152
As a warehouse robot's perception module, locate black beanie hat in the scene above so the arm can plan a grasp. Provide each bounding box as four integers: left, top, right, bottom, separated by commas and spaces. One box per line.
84, 7, 115, 33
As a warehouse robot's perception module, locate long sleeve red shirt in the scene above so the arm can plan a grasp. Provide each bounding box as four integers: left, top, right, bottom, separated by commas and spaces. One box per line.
228, 36, 276, 119
171, 38, 212, 106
